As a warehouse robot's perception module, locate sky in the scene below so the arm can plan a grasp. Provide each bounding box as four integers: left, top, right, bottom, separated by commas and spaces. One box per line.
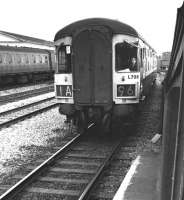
0, 0, 183, 54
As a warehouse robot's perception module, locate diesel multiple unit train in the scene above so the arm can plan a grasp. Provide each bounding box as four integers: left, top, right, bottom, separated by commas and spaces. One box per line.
54, 18, 157, 133
0, 45, 56, 85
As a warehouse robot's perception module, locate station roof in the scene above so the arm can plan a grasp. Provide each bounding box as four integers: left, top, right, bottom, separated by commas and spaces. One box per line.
0, 30, 54, 47
54, 18, 139, 40
0, 45, 51, 53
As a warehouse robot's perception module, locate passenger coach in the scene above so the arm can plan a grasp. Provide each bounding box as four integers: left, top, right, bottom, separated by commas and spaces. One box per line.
54, 18, 157, 133
0, 46, 55, 85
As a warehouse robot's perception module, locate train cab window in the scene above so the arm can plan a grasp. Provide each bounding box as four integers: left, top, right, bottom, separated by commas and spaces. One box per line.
115, 41, 138, 72
57, 45, 71, 73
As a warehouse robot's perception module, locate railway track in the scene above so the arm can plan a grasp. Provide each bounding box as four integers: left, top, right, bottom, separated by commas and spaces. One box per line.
0, 85, 54, 105
0, 122, 143, 200
0, 78, 162, 199
0, 97, 58, 129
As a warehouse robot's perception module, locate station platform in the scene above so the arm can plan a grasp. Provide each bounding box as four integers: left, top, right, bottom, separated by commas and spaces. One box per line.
113, 150, 161, 200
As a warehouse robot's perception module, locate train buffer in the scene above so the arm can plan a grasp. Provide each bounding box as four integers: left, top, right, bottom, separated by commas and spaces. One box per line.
113, 151, 161, 200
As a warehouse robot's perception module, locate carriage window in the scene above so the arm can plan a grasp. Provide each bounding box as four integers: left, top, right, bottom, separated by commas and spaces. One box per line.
17, 55, 21, 64
0, 54, 3, 64
143, 48, 146, 59
21, 55, 25, 64
25, 55, 29, 64
57, 45, 71, 73
6, 54, 12, 64
38, 55, 42, 63
35, 55, 40, 63
115, 41, 138, 72
44, 55, 48, 64
32, 55, 36, 64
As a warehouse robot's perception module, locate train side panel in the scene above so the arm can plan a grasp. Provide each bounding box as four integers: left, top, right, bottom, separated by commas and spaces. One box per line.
0, 47, 55, 84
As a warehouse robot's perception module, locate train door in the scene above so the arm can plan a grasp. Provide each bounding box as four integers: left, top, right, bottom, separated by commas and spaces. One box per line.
73, 31, 91, 104
73, 30, 112, 105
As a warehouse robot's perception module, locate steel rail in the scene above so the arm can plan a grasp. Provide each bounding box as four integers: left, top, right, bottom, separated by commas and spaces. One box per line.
78, 139, 122, 200
0, 96, 55, 116
0, 86, 54, 103
0, 103, 58, 129
0, 134, 81, 200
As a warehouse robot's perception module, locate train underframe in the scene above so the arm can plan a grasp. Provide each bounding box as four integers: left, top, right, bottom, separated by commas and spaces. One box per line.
0, 71, 54, 86
58, 72, 157, 134
59, 103, 138, 134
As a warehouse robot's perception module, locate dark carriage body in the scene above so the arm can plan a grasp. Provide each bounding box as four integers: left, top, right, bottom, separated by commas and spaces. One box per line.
0, 46, 55, 84
54, 18, 157, 132
160, 3, 184, 200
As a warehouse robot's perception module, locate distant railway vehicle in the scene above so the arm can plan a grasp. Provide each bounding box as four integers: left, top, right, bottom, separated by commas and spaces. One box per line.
0, 46, 56, 85
54, 18, 157, 133
157, 52, 171, 72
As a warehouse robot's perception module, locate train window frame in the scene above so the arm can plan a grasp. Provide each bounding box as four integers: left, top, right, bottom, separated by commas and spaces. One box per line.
32, 55, 36, 64
115, 41, 138, 72
39, 55, 42, 64
25, 55, 29, 64
16, 54, 21, 64
44, 55, 48, 64
57, 45, 72, 73
21, 55, 25, 64
35, 55, 39, 64
6, 54, 13, 64
141, 48, 143, 60
143, 48, 146, 59
0, 54, 3, 64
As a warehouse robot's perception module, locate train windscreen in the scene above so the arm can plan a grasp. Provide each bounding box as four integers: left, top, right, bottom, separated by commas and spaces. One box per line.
57, 45, 71, 73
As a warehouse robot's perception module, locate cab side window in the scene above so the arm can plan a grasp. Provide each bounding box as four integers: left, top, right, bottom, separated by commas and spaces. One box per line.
115, 41, 138, 72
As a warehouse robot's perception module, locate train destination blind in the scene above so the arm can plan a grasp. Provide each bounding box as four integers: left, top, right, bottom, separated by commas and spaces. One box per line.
56, 85, 73, 97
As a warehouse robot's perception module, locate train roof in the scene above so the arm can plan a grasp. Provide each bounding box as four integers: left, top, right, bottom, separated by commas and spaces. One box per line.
54, 18, 156, 52
0, 45, 51, 53
55, 18, 139, 39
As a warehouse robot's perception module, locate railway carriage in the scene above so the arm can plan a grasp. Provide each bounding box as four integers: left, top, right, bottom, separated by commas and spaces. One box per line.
160, 2, 184, 199
54, 18, 157, 133
0, 46, 56, 85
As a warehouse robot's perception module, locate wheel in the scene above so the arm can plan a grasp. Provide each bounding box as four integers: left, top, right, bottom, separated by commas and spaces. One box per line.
101, 113, 112, 134
75, 111, 87, 134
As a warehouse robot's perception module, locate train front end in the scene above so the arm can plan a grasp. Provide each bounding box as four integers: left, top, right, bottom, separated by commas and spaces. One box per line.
54, 18, 150, 133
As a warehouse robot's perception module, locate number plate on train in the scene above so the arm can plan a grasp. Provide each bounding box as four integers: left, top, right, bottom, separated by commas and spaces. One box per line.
117, 84, 136, 97
56, 85, 73, 97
